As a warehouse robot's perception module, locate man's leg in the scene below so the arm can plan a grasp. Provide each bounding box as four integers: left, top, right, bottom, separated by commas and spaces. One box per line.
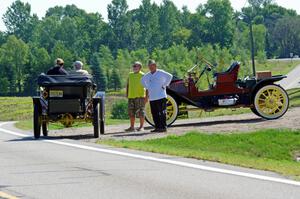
157, 98, 167, 130
150, 100, 160, 130
161, 98, 167, 130
130, 117, 135, 128
137, 98, 145, 131
125, 99, 135, 132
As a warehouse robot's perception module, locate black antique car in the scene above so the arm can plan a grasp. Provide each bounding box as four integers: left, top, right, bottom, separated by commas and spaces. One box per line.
32, 74, 105, 139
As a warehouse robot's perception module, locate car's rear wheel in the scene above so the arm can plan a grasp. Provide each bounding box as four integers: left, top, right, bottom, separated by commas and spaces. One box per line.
145, 94, 178, 127
253, 84, 289, 120
93, 103, 100, 138
33, 103, 41, 139
42, 122, 48, 137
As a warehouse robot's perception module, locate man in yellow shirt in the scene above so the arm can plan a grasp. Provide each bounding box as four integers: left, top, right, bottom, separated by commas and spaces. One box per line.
125, 61, 147, 132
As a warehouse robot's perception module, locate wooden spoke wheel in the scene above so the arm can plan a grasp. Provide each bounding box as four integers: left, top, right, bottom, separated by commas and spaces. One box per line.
253, 84, 289, 120
145, 94, 178, 127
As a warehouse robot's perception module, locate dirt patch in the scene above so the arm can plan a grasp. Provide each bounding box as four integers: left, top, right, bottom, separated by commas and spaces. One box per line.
44, 107, 300, 141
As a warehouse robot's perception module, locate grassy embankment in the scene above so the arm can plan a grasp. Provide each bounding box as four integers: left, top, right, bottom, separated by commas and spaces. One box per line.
99, 129, 300, 180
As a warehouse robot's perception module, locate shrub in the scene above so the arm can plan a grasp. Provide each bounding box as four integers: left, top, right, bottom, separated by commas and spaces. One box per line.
110, 99, 129, 119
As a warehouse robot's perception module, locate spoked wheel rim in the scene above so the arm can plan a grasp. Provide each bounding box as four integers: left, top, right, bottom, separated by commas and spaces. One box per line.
145, 95, 178, 127
254, 85, 289, 119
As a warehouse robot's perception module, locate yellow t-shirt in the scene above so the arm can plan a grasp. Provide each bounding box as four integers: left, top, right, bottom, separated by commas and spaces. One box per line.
128, 71, 145, 99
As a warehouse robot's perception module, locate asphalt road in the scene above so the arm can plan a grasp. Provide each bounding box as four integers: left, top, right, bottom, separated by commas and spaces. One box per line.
0, 122, 300, 199
278, 61, 300, 89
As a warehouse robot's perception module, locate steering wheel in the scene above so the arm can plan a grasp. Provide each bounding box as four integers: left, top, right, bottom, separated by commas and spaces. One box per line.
186, 63, 213, 85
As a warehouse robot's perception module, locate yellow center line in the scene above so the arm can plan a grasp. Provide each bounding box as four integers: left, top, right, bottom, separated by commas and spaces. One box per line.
0, 191, 20, 199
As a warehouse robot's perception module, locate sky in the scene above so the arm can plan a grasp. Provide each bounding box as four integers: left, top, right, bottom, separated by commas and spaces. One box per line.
0, 0, 299, 31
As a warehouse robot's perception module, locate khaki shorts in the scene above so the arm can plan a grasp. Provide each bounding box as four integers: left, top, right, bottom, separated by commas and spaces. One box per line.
128, 98, 145, 117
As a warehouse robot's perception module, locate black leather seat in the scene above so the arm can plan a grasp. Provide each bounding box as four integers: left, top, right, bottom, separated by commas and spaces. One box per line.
214, 62, 240, 77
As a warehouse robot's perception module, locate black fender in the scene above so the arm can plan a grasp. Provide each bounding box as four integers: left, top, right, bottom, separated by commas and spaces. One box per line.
166, 88, 198, 107
250, 75, 287, 102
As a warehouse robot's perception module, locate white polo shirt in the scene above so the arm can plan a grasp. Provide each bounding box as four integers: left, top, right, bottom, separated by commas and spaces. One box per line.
141, 69, 173, 101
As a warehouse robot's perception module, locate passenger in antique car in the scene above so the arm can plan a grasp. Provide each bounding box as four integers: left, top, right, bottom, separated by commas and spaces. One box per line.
71, 61, 89, 75
46, 58, 68, 75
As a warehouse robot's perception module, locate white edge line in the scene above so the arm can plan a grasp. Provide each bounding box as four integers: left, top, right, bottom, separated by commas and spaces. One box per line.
0, 122, 300, 187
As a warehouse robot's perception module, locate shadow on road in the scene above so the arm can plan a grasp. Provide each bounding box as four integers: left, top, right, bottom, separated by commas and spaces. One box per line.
6, 117, 265, 141
156, 117, 265, 129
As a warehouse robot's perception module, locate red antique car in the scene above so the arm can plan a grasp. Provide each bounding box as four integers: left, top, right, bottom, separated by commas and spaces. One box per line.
145, 61, 289, 126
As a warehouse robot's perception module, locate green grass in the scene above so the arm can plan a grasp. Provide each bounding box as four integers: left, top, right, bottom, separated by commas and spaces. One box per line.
99, 129, 300, 179
288, 88, 300, 108
255, 60, 300, 76
0, 97, 33, 121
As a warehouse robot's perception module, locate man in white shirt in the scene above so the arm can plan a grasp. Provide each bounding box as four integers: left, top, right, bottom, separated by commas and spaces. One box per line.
72, 61, 89, 75
141, 60, 173, 132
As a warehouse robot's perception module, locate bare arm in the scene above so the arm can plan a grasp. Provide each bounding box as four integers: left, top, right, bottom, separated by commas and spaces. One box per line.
126, 78, 129, 98
144, 89, 149, 104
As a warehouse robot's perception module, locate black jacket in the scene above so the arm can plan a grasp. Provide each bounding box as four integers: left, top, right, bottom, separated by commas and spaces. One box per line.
46, 66, 68, 75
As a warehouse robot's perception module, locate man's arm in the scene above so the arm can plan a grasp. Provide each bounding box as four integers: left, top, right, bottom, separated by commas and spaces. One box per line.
141, 75, 148, 89
59, 67, 69, 75
162, 71, 173, 87
144, 89, 149, 104
126, 78, 129, 98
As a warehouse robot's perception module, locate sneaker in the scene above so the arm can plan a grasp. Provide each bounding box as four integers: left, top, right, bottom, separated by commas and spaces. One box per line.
125, 127, 135, 132
136, 127, 144, 131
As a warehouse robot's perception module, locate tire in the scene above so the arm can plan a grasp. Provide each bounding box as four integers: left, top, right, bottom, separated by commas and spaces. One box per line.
93, 103, 100, 138
42, 122, 48, 137
253, 84, 289, 120
33, 103, 41, 139
145, 94, 179, 127
250, 107, 260, 117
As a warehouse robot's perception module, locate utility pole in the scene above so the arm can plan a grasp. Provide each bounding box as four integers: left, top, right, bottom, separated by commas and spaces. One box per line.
249, 21, 256, 77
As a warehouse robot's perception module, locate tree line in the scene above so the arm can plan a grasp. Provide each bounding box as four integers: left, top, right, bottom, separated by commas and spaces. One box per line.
0, 0, 299, 96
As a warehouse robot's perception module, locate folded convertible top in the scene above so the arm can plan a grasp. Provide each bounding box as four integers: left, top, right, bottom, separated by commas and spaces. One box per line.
37, 74, 94, 87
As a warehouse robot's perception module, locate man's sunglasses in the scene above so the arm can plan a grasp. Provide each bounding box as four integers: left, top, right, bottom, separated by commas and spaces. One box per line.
133, 65, 140, 68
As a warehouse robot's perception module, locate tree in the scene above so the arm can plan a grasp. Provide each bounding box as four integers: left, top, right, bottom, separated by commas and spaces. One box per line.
136, 0, 161, 51
90, 53, 107, 91
0, 35, 29, 94
110, 68, 121, 91
248, 0, 273, 8
203, 0, 234, 47
98, 45, 114, 69
0, 61, 10, 94
271, 16, 300, 58
2, 0, 33, 42
51, 41, 74, 69
0, 31, 6, 46
187, 12, 206, 48
24, 45, 51, 95
159, 0, 181, 48
107, 0, 130, 51
32, 16, 60, 52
